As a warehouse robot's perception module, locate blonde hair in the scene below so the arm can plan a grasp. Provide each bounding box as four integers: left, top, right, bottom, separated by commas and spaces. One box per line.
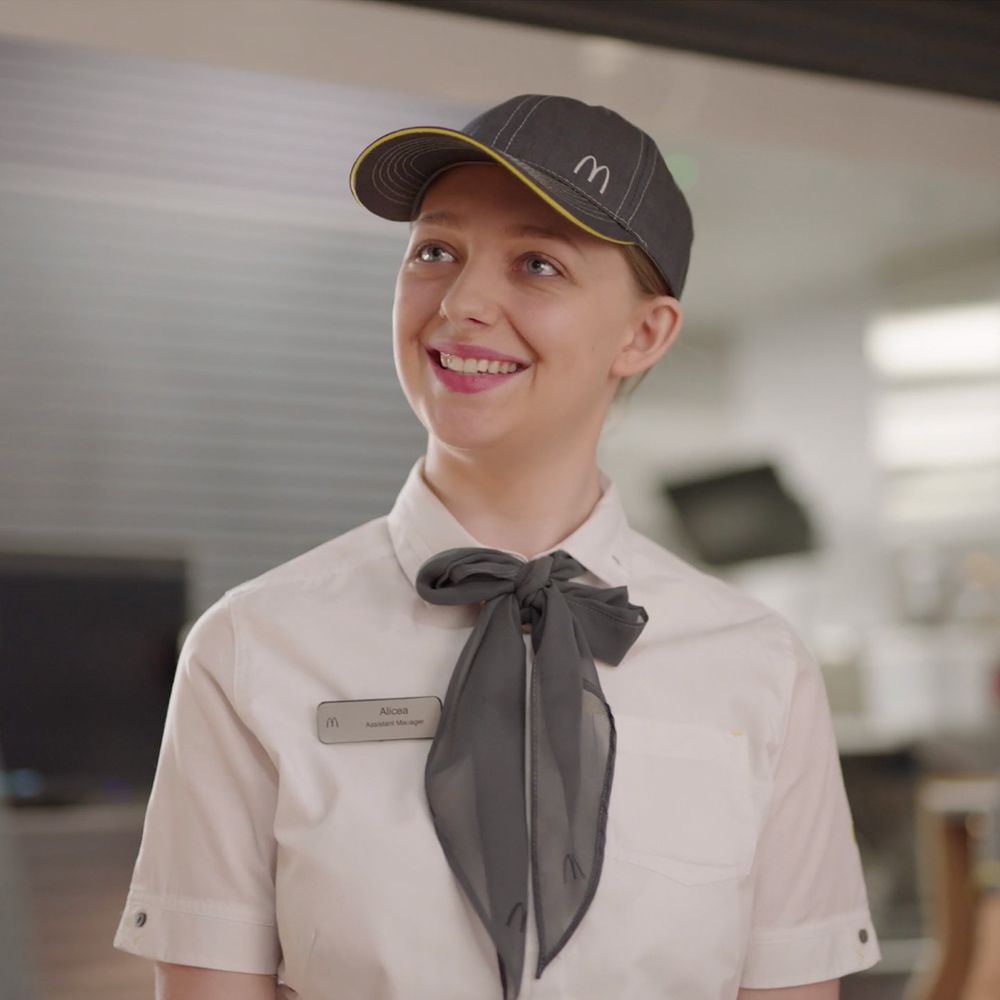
614, 244, 673, 404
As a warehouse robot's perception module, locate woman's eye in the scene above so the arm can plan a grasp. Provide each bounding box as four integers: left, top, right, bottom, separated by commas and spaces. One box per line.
413, 243, 455, 264
524, 257, 559, 278
411, 243, 560, 277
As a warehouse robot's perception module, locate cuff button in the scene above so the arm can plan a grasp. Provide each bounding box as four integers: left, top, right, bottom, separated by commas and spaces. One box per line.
858, 928, 868, 943
134, 911, 147, 928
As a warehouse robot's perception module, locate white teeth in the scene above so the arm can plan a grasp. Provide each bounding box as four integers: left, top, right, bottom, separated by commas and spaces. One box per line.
439, 352, 521, 375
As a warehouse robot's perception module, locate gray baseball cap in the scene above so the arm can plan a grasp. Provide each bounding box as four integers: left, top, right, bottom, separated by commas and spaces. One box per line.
349, 93, 694, 299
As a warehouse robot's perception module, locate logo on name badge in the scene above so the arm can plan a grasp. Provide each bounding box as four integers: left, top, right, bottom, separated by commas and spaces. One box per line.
316, 696, 442, 744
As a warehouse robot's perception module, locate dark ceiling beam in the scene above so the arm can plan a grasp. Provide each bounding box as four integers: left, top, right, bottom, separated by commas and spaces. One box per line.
376, 0, 1000, 106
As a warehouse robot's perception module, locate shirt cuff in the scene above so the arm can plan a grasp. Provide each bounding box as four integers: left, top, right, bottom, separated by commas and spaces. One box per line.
740, 907, 882, 988
112, 889, 280, 974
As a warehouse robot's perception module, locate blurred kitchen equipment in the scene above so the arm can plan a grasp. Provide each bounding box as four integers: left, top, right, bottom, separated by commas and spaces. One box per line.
660, 460, 816, 567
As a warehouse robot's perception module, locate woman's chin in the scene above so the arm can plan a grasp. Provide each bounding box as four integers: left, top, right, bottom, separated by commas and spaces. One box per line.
423, 411, 522, 456
429, 427, 508, 455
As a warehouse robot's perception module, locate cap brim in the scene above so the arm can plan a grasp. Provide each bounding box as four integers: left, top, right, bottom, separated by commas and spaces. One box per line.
349, 126, 636, 247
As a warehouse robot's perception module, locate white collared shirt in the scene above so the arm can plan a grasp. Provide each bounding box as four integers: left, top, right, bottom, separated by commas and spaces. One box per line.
113, 455, 881, 998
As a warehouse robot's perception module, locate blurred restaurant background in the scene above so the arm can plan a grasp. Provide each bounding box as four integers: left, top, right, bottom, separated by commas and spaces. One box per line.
1, 1, 999, 998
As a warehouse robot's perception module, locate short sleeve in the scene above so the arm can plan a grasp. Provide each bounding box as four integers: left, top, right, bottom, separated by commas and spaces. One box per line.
739, 622, 882, 988
112, 593, 280, 973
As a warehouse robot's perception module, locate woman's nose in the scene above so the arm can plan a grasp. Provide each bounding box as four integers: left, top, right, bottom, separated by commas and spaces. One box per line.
438, 258, 503, 327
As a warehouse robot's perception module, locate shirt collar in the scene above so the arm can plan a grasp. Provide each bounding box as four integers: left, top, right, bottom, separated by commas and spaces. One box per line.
387, 454, 632, 590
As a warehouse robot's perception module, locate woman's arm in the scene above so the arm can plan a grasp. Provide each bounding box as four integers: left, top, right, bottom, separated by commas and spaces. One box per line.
154, 961, 277, 1000
961, 892, 1000, 1000
738, 979, 839, 999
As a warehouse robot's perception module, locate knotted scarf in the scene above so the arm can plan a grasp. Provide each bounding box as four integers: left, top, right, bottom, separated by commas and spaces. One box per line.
415, 547, 648, 999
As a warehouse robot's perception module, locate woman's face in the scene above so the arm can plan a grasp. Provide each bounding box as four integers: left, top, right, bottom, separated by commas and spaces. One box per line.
392, 162, 657, 458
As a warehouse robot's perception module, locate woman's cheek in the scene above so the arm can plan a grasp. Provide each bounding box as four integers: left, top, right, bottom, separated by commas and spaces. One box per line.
395, 271, 433, 313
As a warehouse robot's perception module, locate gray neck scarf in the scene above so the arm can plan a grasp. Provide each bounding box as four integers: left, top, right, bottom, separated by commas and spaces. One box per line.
416, 547, 648, 999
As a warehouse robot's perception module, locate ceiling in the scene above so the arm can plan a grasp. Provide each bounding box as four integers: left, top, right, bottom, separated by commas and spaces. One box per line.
380, 0, 1000, 106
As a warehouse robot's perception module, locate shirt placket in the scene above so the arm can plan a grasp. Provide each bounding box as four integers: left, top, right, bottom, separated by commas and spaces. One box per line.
519, 630, 538, 998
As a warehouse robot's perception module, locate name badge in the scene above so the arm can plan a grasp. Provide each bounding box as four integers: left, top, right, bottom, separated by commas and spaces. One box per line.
317, 696, 442, 744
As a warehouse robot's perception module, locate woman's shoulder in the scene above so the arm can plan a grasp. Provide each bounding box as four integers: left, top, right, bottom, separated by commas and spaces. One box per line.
623, 528, 821, 723
225, 513, 397, 602
625, 526, 786, 632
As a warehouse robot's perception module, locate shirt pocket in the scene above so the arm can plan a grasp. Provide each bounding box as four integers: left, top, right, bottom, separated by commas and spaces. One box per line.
605, 713, 755, 886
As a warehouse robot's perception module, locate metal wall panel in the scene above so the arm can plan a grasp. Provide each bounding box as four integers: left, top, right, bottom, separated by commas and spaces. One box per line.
0, 36, 471, 614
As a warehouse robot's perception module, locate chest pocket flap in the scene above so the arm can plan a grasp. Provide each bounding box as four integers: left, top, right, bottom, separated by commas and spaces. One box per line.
606, 713, 755, 885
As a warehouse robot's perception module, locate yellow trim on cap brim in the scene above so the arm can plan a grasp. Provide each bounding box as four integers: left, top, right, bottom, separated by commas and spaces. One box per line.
349, 126, 635, 247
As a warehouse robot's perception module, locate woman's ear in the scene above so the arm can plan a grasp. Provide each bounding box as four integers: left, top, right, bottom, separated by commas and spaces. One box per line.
610, 295, 683, 379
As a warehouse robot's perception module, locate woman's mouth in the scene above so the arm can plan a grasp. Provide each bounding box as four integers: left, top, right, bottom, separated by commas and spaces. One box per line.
426, 348, 529, 394
436, 351, 524, 375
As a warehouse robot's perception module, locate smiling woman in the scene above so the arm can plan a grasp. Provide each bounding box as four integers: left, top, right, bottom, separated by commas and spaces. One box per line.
112, 93, 881, 1000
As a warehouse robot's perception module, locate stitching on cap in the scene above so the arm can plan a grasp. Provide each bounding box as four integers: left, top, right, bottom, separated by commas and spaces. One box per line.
523, 168, 607, 221
491, 95, 536, 146
372, 159, 406, 201
551, 185, 619, 226
503, 96, 551, 152
614, 132, 645, 216
372, 138, 421, 200
372, 135, 470, 202
626, 152, 657, 225
373, 143, 419, 201
515, 156, 651, 252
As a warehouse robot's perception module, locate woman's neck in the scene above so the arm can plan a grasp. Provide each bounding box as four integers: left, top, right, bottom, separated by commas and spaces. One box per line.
421, 437, 604, 559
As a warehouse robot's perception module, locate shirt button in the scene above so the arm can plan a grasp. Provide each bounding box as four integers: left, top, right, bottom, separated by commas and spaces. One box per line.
134, 911, 147, 928
858, 928, 868, 943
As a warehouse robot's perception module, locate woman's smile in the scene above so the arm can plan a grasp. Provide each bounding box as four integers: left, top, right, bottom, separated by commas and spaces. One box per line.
425, 342, 531, 395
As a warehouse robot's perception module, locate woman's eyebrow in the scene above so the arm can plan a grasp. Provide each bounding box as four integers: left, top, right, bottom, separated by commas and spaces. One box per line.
411, 210, 581, 252
410, 209, 460, 230
508, 223, 582, 252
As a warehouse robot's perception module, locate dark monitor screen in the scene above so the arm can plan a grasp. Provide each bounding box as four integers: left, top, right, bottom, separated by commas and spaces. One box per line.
661, 463, 816, 567
0, 551, 186, 805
